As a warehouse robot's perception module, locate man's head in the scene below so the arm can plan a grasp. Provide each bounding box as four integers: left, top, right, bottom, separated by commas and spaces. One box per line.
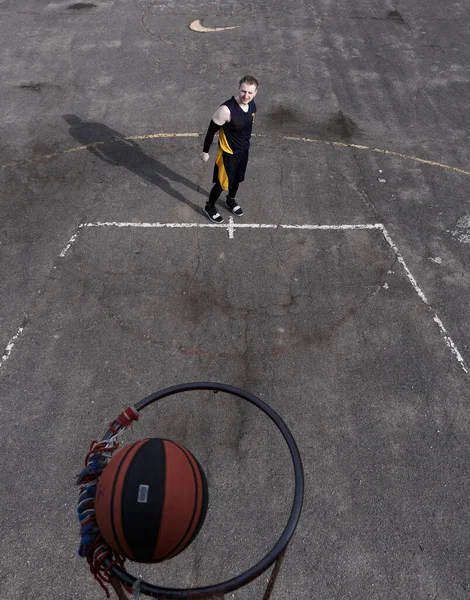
238, 75, 258, 105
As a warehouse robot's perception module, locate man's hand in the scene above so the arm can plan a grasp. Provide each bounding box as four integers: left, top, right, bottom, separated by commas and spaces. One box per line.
201, 152, 210, 163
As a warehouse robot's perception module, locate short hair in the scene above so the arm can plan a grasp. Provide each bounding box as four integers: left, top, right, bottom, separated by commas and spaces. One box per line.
239, 75, 259, 89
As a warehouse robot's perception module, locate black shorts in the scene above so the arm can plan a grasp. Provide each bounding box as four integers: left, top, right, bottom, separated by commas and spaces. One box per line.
213, 147, 249, 191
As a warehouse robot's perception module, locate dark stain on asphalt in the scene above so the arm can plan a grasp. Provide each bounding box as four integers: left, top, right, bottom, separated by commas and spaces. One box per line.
325, 111, 357, 139
265, 106, 298, 126
265, 105, 359, 140
387, 9, 405, 23
19, 83, 43, 92
299, 304, 359, 347
67, 3, 96, 9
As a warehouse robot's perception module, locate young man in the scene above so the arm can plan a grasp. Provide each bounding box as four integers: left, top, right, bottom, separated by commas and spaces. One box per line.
201, 76, 258, 223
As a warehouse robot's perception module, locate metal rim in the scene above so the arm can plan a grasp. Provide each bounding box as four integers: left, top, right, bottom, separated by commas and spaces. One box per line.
103, 382, 304, 599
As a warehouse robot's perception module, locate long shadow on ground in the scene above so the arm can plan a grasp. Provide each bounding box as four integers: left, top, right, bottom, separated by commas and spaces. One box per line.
63, 115, 207, 216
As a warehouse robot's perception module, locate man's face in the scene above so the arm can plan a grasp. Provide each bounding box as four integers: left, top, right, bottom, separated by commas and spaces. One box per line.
238, 83, 257, 105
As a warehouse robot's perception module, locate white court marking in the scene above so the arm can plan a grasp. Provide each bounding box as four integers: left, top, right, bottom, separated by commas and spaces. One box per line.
2, 220, 467, 373
1, 324, 25, 369
59, 219, 384, 254
2, 132, 470, 177
53, 219, 469, 374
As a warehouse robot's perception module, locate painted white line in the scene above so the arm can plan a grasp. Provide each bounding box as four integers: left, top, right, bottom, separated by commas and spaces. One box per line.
128, 133, 200, 141
432, 315, 468, 374
219, 223, 277, 229
381, 227, 428, 304
1, 324, 25, 368
84, 221, 222, 228
60, 225, 85, 257
82, 221, 381, 231
78, 221, 381, 241
381, 226, 468, 374
2, 132, 470, 178
274, 134, 470, 177
281, 223, 383, 231
227, 216, 235, 239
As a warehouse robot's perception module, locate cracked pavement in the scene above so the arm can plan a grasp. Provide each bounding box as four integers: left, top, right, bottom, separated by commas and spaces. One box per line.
1, 1, 470, 599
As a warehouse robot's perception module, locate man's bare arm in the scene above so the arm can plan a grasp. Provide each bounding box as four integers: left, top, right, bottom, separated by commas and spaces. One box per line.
201, 105, 231, 162
211, 105, 231, 126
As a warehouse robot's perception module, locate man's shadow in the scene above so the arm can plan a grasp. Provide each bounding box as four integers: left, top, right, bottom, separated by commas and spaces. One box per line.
63, 115, 207, 215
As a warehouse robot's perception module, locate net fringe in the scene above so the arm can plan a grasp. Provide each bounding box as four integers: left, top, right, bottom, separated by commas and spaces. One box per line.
77, 407, 139, 597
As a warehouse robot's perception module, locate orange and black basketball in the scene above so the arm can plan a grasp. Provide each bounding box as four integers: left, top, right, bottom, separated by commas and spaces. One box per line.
95, 438, 208, 563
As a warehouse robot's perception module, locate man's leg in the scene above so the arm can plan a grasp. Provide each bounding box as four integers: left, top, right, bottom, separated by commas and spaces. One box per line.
204, 149, 227, 223
225, 181, 243, 216
207, 182, 223, 207
226, 149, 248, 216
227, 182, 239, 201
204, 182, 224, 223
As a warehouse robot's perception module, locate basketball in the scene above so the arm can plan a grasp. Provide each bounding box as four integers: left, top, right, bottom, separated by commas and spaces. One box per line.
95, 438, 209, 563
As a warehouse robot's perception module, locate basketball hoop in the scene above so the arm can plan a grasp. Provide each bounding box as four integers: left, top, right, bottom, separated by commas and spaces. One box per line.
77, 382, 304, 599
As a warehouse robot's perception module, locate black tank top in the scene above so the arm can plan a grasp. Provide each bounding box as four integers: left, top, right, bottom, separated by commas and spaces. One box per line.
218, 96, 256, 154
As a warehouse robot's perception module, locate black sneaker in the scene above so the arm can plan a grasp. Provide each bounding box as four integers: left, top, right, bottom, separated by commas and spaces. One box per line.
225, 197, 243, 216
204, 204, 224, 223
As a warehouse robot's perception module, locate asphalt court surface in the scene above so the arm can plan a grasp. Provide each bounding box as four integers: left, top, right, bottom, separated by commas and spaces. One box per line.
1, 1, 470, 599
